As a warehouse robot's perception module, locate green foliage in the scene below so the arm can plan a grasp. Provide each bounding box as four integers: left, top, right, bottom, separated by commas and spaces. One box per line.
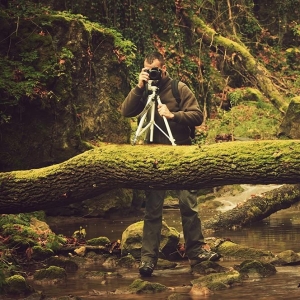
1, 0, 299, 145
43, 233, 66, 251
292, 23, 300, 36
0, 5, 136, 124
0, 212, 45, 229
0, 212, 67, 286
0, 212, 63, 251
205, 102, 281, 143
73, 226, 86, 239
7, 0, 51, 18
240, 16, 262, 38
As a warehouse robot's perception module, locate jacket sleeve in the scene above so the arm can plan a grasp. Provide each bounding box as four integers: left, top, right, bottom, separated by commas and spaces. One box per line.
172, 82, 203, 126
121, 86, 146, 117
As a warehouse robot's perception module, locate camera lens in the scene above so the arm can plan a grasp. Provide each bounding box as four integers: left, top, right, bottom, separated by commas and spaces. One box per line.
148, 68, 162, 80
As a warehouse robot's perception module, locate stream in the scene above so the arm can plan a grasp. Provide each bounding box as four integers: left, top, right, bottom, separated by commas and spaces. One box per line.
10, 185, 300, 299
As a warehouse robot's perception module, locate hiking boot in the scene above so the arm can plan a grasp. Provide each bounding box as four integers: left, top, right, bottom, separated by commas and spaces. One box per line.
139, 261, 155, 277
189, 249, 220, 267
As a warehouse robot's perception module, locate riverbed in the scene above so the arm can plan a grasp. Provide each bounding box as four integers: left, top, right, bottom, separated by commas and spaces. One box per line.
13, 185, 300, 299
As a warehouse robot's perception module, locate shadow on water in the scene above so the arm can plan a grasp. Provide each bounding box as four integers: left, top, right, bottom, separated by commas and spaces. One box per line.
9, 184, 300, 299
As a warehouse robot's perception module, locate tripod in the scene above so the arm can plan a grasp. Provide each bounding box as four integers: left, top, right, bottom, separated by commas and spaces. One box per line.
132, 82, 176, 146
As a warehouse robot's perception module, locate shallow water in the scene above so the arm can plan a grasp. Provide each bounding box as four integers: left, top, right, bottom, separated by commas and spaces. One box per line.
7, 185, 300, 299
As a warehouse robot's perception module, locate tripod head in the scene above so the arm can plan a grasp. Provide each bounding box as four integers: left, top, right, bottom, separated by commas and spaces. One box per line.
146, 80, 160, 98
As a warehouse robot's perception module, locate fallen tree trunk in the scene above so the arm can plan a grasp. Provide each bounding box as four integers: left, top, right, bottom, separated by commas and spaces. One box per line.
1, 140, 300, 214
203, 184, 300, 231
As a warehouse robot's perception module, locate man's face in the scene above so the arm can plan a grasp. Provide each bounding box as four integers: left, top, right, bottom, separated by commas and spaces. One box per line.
144, 59, 166, 77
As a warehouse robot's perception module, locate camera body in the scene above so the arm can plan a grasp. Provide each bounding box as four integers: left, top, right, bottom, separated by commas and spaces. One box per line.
146, 67, 162, 81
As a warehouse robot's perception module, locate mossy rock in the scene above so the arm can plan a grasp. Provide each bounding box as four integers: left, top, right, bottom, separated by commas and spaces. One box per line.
33, 266, 67, 280
86, 236, 110, 246
81, 271, 105, 279
80, 270, 116, 279
156, 258, 177, 270
217, 241, 273, 259
236, 259, 277, 278
3, 275, 34, 296
271, 249, 300, 266
46, 256, 79, 272
117, 254, 138, 268
128, 278, 167, 294
192, 260, 228, 274
32, 246, 54, 260
191, 270, 242, 291
121, 220, 180, 259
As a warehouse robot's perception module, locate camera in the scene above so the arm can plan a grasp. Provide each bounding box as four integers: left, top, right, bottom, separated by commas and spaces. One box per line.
146, 67, 162, 81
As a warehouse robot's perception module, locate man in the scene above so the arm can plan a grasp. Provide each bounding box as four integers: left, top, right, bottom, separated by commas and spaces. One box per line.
121, 51, 220, 277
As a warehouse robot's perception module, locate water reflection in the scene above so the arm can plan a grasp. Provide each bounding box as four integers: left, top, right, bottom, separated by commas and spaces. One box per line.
42, 203, 300, 300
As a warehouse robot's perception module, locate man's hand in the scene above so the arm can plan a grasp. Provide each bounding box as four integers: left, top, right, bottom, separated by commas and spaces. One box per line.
137, 68, 149, 89
158, 104, 174, 119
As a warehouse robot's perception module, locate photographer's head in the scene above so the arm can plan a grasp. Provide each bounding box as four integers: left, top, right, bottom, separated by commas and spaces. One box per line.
144, 51, 166, 79
137, 51, 167, 89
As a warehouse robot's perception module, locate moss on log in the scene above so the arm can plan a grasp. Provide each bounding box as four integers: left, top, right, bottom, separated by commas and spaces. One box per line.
0, 140, 300, 213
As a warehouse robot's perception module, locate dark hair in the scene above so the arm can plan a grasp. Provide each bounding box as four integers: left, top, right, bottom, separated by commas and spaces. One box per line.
144, 51, 165, 66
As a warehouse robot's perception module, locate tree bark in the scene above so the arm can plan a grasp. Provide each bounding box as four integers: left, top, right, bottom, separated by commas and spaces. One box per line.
203, 184, 300, 231
0, 140, 300, 214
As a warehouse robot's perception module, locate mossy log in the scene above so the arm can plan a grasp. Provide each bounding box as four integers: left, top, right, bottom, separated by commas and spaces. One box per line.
203, 183, 300, 230
190, 15, 289, 114
0, 140, 300, 214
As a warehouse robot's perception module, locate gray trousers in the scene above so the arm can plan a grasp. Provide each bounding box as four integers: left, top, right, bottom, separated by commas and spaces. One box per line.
141, 189, 205, 264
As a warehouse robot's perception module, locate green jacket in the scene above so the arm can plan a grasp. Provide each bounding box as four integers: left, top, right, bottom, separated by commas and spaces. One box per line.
121, 74, 203, 145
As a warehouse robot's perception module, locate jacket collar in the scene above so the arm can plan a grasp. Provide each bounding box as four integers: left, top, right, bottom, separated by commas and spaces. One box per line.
158, 72, 171, 90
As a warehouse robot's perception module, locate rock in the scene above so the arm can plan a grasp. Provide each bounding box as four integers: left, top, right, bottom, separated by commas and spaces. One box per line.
278, 96, 300, 138
128, 278, 168, 293
74, 246, 86, 257
117, 254, 139, 268
190, 285, 212, 296
120, 220, 180, 259
33, 266, 67, 281
103, 256, 118, 268
156, 258, 178, 270
216, 240, 273, 259
235, 259, 277, 278
271, 249, 300, 266
31, 246, 54, 261
192, 260, 228, 275
191, 270, 242, 291
3, 275, 34, 296
46, 256, 79, 272
86, 236, 110, 246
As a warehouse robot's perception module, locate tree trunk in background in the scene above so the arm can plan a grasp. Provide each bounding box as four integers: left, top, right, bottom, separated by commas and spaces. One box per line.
189, 14, 289, 114
203, 184, 300, 230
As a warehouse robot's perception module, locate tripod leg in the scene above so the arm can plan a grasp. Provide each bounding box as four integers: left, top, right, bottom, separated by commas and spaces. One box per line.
149, 102, 155, 143
132, 113, 148, 145
156, 97, 176, 146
